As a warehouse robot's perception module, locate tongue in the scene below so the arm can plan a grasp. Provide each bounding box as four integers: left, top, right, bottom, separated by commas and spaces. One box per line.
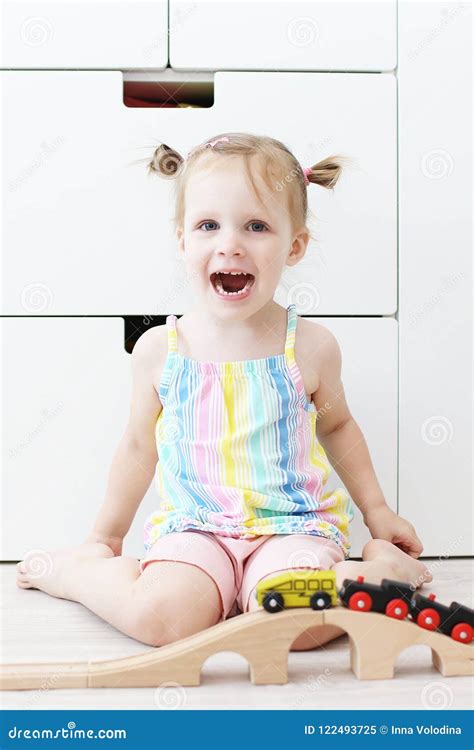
219, 273, 248, 292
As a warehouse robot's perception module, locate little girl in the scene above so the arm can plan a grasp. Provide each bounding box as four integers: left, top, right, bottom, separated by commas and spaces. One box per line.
17, 133, 432, 651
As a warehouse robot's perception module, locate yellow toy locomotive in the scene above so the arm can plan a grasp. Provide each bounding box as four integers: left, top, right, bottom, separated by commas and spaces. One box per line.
256, 571, 473, 644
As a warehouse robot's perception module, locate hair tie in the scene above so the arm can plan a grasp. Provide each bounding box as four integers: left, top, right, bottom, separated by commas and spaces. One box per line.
206, 137, 230, 148
186, 136, 230, 159
302, 166, 312, 186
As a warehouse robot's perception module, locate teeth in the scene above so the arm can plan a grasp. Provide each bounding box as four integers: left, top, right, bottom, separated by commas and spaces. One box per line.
214, 274, 253, 296
220, 271, 249, 275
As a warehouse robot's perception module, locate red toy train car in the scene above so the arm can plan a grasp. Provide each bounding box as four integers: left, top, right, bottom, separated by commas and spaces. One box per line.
339, 576, 473, 644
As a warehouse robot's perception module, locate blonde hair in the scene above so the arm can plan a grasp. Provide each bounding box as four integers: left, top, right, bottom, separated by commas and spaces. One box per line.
146, 132, 352, 238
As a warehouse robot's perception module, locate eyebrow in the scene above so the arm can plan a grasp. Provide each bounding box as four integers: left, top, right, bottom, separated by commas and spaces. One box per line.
189, 211, 273, 223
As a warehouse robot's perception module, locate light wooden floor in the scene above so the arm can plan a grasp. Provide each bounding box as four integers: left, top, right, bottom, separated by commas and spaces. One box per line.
1, 558, 472, 710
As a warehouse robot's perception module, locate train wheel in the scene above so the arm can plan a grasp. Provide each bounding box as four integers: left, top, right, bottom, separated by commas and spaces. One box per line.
310, 592, 332, 610
416, 608, 440, 630
450, 623, 473, 643
348, 591, 372, 612
385, 599, 409, 620
262, 592, 284, 613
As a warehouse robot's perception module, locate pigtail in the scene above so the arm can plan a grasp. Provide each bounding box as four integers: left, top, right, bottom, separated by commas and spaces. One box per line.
147, 144, 184, 178
305, 154, 353, 190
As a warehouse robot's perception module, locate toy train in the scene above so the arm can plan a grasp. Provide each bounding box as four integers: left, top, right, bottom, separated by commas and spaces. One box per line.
256, 571, 473, 644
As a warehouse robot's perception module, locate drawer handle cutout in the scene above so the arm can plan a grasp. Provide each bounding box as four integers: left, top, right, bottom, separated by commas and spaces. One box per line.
123, 70, 214, 108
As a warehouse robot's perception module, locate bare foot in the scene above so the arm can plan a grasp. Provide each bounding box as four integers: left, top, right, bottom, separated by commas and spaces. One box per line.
362, 539, 433, 588
16, 543, 114, 600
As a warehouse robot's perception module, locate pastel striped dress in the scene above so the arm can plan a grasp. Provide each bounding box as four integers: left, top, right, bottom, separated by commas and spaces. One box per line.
143, 303, 354, 558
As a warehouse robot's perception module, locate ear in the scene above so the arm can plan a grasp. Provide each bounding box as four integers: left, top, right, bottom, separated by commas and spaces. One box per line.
286, 227, 310, 267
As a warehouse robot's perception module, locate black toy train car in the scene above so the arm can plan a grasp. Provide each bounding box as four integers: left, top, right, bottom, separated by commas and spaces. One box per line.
338, 575, 414, 620
339, 575, 473, 644
411, 592, 473, 643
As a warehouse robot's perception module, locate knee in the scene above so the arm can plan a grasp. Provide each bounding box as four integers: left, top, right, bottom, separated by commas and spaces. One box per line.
129, 576, 222, 647
129, 590, 196, 647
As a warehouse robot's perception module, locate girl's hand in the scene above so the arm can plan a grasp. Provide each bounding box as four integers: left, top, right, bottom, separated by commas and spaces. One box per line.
363, 505, 424, 558
83, 532, 123, 557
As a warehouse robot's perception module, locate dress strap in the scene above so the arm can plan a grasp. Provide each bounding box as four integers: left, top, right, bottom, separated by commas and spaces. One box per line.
158, 315, 178, 405
166, 314, 178, 354
284, 304, 297, 363
284, 303, 307, 405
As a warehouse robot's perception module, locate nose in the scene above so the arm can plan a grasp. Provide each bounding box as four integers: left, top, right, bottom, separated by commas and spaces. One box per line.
216, 231, 246, 257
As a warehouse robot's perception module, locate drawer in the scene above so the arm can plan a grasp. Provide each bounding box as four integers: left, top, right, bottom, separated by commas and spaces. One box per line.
310, 317, 398, 558
170, 0, 397, 71
0, 0, 168, 69
1, 70, 396, 315
1, 316, 397, 560
0, 317, 158, 560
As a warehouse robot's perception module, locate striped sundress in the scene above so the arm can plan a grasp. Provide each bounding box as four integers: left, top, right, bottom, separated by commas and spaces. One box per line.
143, 303, 354, 558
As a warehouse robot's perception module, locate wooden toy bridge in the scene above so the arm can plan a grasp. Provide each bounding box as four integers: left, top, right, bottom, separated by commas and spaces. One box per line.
1, 607, 473, 690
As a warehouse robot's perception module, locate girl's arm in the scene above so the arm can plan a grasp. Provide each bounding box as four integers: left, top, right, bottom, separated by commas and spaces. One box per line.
84, 329, 162, 555
312, 328, 423, 557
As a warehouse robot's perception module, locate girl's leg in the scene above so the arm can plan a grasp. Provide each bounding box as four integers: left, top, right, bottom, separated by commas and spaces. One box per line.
331, 538, 433, 591
17, 542, 223, 646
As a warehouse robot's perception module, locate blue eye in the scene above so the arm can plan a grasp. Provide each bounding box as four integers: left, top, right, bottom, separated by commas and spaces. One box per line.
200, 221, 218, 231
198, 220, 268, 232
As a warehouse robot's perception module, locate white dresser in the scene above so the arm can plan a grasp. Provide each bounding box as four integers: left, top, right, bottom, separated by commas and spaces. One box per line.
0, 1, 471, 560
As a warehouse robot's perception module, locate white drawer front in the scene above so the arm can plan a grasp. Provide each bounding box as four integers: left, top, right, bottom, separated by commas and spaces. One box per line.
170, 1, 396, 71
0, 317, 157, 560
2, 71, 396, 316
0, 1, 168, 69
1, 316, 396, 561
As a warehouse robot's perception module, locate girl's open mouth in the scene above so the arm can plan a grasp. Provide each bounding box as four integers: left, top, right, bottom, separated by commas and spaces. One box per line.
210, 271, 256, 300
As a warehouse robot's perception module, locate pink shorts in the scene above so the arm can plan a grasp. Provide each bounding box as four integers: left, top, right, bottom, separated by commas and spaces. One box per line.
139, 530, 345, 621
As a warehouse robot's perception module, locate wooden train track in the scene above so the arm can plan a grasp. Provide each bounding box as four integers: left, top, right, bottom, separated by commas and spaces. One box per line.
1, 607, 473, 690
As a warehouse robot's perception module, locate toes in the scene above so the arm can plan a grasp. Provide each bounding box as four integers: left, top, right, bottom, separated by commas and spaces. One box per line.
16, 579, 32, 589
